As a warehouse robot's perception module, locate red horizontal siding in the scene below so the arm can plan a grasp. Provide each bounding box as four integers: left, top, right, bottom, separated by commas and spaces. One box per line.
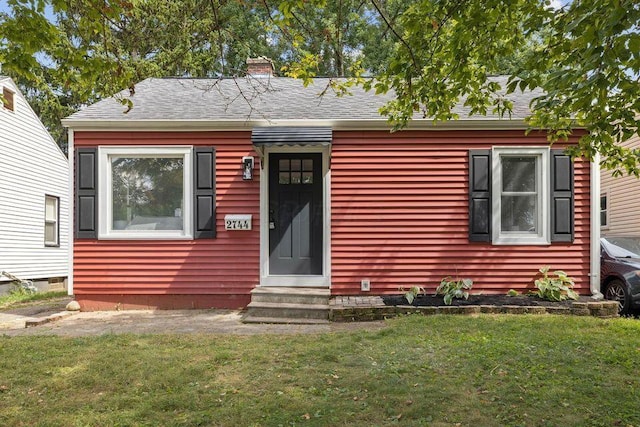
330, 130, 591, 296
73, 129, 593, 306
73, 131, 260, 303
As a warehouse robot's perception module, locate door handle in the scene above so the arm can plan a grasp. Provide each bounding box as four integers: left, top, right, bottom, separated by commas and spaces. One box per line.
269, 209, 276, 229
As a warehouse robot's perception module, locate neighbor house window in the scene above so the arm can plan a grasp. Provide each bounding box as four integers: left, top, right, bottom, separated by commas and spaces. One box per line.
2, 87, 14, 112
600, 193, 608, 228
98, 147, 192, 239
492, 147, 549, 244
44, 195, 59, 246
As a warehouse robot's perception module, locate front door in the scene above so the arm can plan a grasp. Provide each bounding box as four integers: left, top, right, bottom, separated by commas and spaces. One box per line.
269, 153, 323, 275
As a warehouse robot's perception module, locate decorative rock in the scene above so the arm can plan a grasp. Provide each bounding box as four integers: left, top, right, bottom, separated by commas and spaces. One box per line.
66, 300, 81, 311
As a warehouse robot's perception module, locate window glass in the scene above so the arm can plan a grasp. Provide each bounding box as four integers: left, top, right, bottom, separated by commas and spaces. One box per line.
492, 148, 548, 244
500, 156, 538, 234
600, 195, 608, 227
502, 157, 536, 192
111, 157, 184, 231
44, 196, 59, 246
501, 195, 537, 232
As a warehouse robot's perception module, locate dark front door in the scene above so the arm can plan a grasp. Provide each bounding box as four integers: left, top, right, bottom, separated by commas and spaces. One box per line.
269, 153, 323, 275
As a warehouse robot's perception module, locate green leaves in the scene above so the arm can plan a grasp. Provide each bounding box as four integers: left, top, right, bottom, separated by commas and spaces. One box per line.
532, 266, 579, 302
435, 277, 473, 306
401, 285, 425, 305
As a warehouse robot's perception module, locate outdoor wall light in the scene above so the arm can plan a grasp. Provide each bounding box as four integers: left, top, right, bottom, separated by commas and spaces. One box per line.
242, 156, 254, 180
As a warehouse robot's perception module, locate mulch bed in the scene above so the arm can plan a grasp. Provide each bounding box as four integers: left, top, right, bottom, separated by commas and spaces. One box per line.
381, 294, 581, 308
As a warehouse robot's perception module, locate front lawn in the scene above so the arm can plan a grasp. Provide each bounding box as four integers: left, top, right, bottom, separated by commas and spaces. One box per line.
1, 315, 639, 426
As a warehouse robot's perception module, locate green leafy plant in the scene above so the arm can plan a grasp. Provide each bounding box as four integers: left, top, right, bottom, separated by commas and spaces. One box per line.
532, 266, 579, 302
400, 286, 425, 305
435, 277, 473, 305
507, 289, 520, 297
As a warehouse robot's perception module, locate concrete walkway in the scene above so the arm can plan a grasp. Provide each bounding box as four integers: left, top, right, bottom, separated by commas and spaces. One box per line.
1, 295, 618, 337
0, 298, 387, 337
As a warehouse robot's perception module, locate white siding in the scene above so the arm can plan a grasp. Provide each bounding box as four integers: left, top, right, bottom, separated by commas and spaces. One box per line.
600, 133, 640, 236
0, 77, 69, 281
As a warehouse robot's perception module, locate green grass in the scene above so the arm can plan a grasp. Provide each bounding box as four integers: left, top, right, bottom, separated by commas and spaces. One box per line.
0, 290, 68, 309
1, 315, 639, 426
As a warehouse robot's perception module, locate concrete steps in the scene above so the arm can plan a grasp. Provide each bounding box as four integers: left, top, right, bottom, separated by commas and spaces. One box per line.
243, 287, 330, 324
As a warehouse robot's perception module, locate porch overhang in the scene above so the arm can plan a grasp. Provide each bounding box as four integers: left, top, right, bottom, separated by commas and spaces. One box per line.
251, 126, 332, 157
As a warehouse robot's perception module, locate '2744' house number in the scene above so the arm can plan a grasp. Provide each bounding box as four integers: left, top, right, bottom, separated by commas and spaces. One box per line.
224, 215, 252, 230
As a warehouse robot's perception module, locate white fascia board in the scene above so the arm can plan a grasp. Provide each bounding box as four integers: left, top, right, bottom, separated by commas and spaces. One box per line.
62, 118, 534, 132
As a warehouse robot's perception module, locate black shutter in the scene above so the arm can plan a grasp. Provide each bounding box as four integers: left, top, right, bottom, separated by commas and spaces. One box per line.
469, 150, 492, 242
75, 148, 97, 239
193, 147, 216, 239
550, 149, 574, 242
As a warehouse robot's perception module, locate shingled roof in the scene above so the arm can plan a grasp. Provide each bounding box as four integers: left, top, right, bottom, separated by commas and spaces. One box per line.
63, 76, 541, 130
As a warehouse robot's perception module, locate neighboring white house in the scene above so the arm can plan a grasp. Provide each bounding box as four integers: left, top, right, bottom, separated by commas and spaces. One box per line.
0, 76, 69, 291
600, 133, 640, 237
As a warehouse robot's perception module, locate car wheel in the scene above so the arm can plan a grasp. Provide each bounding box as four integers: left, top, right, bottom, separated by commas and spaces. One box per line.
604, 279, 631, 315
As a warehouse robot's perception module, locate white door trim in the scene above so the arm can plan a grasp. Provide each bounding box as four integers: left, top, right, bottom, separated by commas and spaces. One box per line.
259, 145, 331, 287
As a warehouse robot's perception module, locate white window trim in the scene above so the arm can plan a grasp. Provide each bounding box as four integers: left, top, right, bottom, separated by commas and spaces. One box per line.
492, 147, 549, 245
98, 146, 193, 240
44, 195, 59, 247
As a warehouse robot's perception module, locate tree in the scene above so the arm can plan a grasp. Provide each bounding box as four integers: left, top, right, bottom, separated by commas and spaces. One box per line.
281, 0, 640, 175
0, 0, 280, 151
2, 0, 638, 175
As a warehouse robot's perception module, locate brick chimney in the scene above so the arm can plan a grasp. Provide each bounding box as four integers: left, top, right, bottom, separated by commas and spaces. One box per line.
246, 57, 275, 77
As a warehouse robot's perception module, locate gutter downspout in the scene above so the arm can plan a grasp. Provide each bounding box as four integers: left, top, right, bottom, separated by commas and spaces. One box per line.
67, 129, 74, 296
590, 154, 603, 299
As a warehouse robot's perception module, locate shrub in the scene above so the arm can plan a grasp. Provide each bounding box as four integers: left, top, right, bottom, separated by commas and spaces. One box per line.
532, 266, 578, 302
401, 286, 425, 305
435, 277, 473, 305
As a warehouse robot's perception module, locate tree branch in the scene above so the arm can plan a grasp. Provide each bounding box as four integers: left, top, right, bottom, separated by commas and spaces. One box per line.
369, 0, 419, 71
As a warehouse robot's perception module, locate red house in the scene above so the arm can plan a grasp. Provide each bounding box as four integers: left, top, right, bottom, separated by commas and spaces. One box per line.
63, 59, 602, 316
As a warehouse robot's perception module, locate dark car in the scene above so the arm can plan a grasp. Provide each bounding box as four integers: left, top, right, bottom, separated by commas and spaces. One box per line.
601, 236, 640, 315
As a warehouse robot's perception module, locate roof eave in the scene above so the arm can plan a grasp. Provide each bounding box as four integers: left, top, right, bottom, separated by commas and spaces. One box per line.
61, 118, 535, 132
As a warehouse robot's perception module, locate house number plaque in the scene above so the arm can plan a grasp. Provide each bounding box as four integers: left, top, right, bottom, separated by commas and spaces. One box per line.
224, 214, 252, 230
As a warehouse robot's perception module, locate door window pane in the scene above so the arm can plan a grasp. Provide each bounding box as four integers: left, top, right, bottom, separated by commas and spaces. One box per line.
302, 172, 313, 184
302, 159, 313, 171
279, 159, 290, 171
279, 172, 290, 184
111, 157, 184, 231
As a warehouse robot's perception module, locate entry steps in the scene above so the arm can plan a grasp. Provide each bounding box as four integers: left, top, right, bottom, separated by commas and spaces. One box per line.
242, 286, 330, 324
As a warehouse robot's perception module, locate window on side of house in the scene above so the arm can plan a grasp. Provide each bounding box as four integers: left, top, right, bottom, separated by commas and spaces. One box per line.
98, 147, 193, 239
2, 87, 15, 112
45, 195, 59, 246
600, 193, 608, 228
492, 147, 549, 245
